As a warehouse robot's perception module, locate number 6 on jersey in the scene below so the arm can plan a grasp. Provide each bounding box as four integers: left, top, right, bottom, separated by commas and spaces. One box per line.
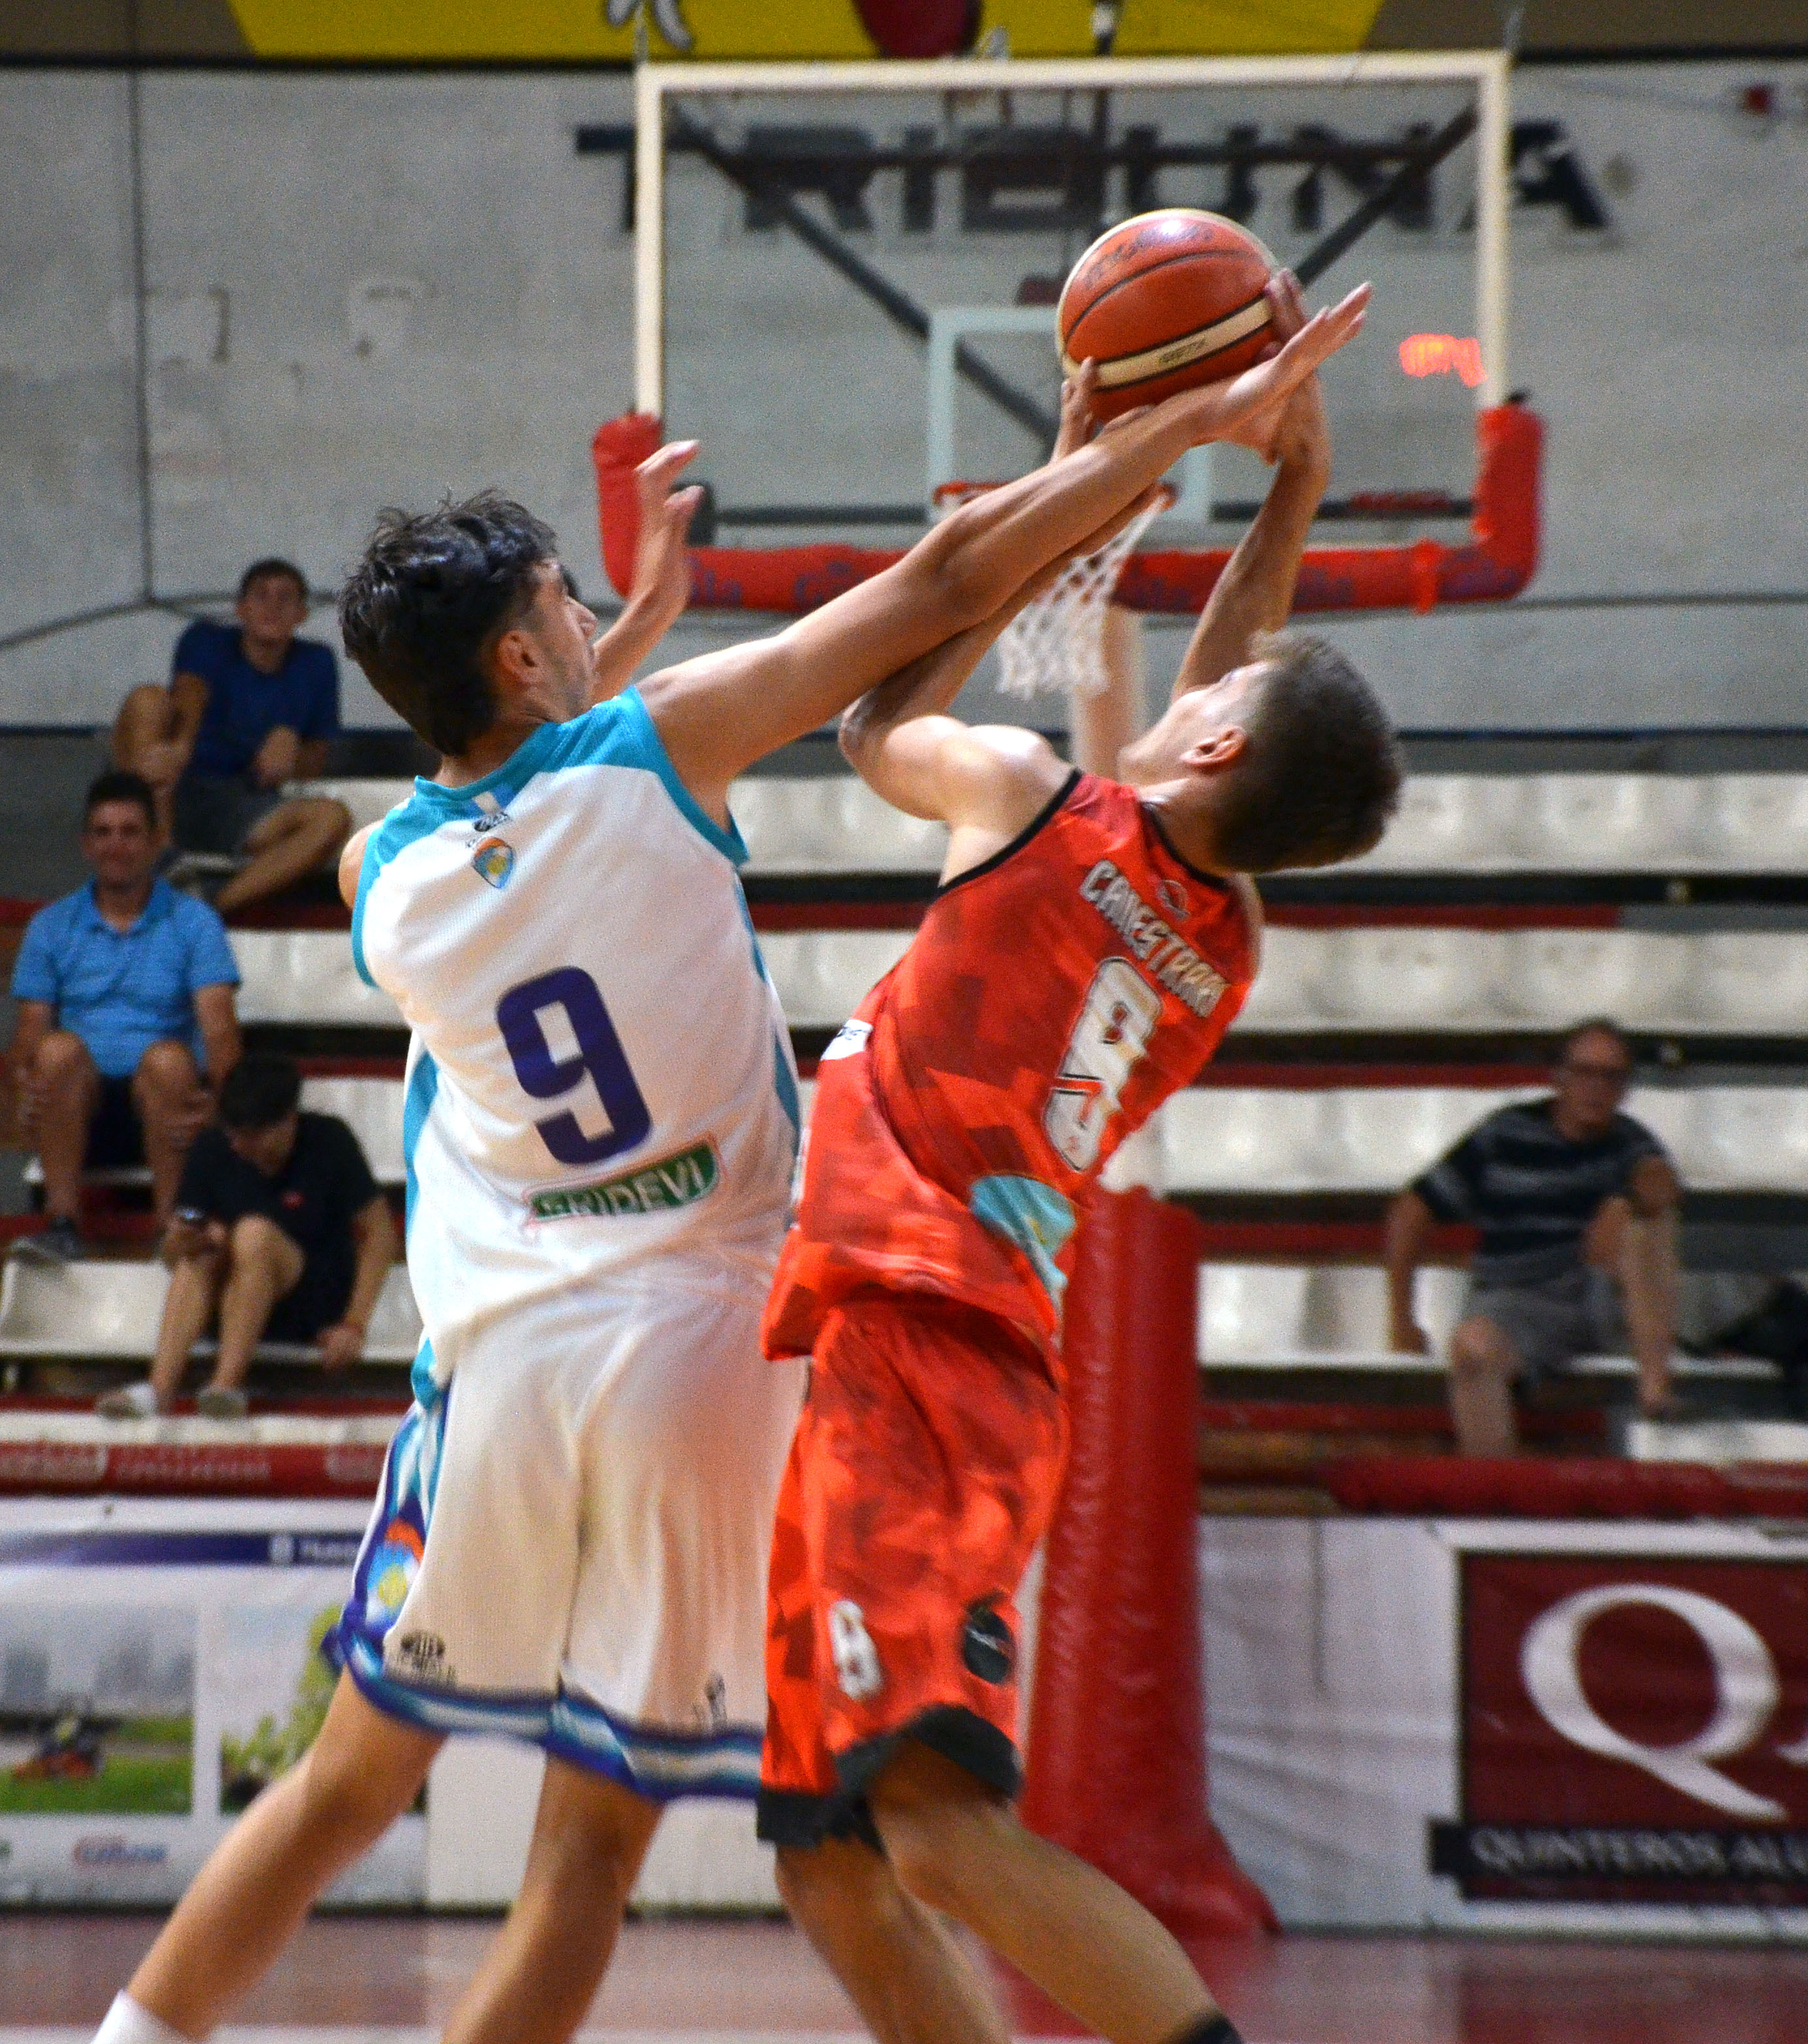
1043, 958, 1163, 1172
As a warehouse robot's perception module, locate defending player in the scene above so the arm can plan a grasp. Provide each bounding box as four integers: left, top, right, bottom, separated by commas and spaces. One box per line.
91, 280, 1368, 2044
759, 284, 1402, 2044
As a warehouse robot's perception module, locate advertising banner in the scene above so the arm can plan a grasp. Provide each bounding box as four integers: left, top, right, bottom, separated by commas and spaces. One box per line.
0, 1498, 422, 1905
1437, 1553, 1808, 1905
1200, 1517, 1808, 1936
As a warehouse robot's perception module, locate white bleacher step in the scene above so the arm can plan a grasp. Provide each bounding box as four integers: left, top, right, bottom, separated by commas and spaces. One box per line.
39, 1076, 1808, 1203
1161, 1085, 1808, 1194
1625, 1417, 1808, 1463
295, 772, 1808, 878
0, 1258, 421, 1363
1195, 1263, 1780, 1381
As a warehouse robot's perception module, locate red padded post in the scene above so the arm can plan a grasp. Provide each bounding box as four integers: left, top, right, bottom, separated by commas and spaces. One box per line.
1019, 1187, 1277, 1938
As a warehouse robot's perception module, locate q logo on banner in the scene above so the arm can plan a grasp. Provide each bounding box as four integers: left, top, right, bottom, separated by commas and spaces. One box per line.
1521, 1583, 1808, 1819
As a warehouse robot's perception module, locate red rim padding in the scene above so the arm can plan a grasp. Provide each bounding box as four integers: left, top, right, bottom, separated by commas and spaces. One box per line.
1320, 1454, 1808, 1520
592, 403, 1542, 617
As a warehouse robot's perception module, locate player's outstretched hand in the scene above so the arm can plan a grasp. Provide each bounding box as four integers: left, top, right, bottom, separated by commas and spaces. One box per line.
628, 438, 703, 636
1219, 270, 1323, 465
1178, 280, 1368, 448
1052, 360, 1101, 459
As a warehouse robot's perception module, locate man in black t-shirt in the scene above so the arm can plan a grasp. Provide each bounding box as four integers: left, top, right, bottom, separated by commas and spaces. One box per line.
98, 1053, 396, 1419
1385, 1019, 1682, 1454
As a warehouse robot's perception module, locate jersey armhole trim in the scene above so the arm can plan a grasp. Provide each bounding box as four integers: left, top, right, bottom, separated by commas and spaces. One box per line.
349, 830, 383, 987
622, 689, 749, 867
934, 769, 1082, 900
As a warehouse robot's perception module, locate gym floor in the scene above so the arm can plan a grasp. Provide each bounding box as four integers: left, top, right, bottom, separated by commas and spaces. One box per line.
2, 1913, 1804, 2043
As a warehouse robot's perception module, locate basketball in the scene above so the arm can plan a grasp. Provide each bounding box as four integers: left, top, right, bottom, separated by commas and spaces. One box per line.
1058, 208, 1277, 420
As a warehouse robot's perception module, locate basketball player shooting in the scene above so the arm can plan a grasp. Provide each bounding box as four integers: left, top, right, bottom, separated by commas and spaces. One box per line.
90, 283, 1366, 2044
756, 278, 1402, 2044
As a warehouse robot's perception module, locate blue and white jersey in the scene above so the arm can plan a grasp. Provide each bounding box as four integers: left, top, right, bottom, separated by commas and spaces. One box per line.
353, 689, 800, 1376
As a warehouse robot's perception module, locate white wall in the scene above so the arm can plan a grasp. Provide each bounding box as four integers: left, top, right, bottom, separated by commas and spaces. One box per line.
1, 61, 1804, 729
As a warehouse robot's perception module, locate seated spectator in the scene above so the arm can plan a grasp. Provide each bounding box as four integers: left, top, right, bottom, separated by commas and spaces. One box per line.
1385, 1019, 1683, 1454
99, 1054, 395, 1419
113, 559, 352, 913
8, 771, 240, 1256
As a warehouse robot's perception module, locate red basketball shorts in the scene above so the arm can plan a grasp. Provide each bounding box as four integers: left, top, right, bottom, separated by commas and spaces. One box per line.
756, 1292, 1067, 1850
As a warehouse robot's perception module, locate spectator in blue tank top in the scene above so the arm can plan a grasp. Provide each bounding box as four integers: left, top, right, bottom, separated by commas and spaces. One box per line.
7, 772, 241, 1261
112, 559, 352, 912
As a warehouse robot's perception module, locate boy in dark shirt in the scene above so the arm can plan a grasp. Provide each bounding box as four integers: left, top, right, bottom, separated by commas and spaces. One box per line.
99, 1054, 395, 1419
112, 559, 352, 912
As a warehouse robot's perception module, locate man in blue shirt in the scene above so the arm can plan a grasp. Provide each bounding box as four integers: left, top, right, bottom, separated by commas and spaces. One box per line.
8, 772, 242, 1259
112, 558, 352, 913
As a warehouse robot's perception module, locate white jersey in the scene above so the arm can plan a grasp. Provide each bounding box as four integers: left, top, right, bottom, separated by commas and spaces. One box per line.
352, 688, 799, 1382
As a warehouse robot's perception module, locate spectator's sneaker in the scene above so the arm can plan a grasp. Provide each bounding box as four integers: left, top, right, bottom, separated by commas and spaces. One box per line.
97, 1382, 161, 1421
11, 1218, 84, 1266
196, 1384, 249, 1420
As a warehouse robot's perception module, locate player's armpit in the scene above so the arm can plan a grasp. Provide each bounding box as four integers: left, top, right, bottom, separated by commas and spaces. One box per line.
854, 714, 1068, 843
338, 822, 376, 911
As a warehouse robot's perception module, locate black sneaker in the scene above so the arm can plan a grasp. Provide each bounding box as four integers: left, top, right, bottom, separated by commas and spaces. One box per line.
11, 1218, 84, 1265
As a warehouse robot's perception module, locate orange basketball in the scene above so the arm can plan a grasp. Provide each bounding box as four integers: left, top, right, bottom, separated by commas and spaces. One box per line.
1058, 209, 1276, 421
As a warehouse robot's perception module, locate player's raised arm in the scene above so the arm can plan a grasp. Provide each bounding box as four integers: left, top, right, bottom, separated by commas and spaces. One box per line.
1171, 272, 1332, 702
637, 283, 1368, 821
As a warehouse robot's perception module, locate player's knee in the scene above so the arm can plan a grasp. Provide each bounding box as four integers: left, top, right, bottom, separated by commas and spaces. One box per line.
872, 1792, 1000, 1919
228, 1212, 288, 1263
113, 683, 168, 743
775, 1838, 888, 1934
1449, 1319, 1511, 1381
133, 1038, 197, 1100
296, 797, 352, 856
35, 1030, 93, 1086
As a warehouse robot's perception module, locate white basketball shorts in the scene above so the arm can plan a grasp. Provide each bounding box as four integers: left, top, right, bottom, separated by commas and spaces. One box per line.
328, 1251, 804, 1799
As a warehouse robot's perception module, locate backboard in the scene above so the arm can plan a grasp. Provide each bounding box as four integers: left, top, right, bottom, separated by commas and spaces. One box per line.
635, 54, 1509, 557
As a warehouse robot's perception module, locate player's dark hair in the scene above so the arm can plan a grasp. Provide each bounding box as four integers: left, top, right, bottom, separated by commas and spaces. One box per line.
1559, 1017, 1632, 1066
218, 1053, 303, 1131
83, 769, 157, 832
237, 557, 308, 602
338, 491, 558, 756
1212, 631, 1403, 874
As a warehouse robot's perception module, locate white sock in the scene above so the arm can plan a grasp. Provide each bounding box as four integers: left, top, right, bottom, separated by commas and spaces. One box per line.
93, 1992, 200, 2044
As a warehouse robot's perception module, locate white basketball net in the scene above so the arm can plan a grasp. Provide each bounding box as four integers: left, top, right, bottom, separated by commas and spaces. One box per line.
932, 482, 1174, 701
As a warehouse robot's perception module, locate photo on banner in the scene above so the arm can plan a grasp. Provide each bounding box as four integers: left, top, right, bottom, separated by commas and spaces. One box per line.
0, 1603, 194, 1818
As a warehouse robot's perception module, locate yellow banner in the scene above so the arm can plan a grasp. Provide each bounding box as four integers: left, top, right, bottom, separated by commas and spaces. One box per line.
228, 0, 1386, 63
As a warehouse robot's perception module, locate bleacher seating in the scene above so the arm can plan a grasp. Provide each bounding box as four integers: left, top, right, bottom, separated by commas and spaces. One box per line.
0, 1255, 420, 1364
224, 920, 1808, 1039
10, 760, 1806, 1436
300, 772, 1808, 876
1163, 1085, 1808, 1194
1196, 1262, 1779, 1383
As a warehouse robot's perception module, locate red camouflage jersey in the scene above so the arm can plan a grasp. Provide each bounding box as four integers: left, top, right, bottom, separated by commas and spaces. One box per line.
763, 770, 1255, 1361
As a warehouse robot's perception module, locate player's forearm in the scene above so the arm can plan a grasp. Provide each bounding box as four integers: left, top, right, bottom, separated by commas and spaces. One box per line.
1172, 450, 1328, 699
345, 1206, 397, 1325
927, 403, 1203, 625
198, 1017, 241, 1091
840, 603, 1026, 767
1383, 1190, 1433, 1310
589, 598, 671, 705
